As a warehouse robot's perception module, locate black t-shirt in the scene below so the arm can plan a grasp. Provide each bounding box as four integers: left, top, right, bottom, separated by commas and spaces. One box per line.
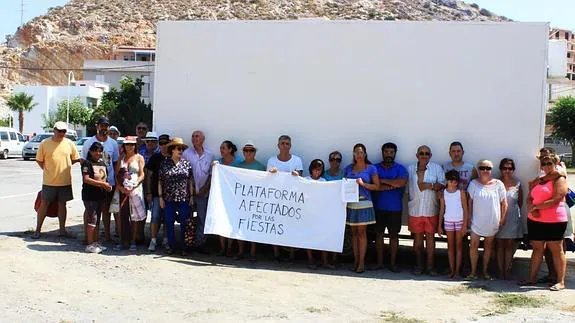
81, 159, 108, 201
146, 152, 168, 197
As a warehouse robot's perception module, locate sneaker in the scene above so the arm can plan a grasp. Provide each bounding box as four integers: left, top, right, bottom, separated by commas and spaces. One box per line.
86, 244, 102, 254
162, 238, 169, 248
148, 239, 157, 252
95, 243, 107, 251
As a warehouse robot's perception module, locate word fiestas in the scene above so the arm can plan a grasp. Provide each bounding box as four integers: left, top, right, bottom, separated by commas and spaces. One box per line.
238, 219, 284, 235
234, 183, 305, 204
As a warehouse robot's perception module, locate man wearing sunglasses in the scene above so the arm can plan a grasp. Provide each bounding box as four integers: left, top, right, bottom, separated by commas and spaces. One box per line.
407, 145, 445, 275
372, 142, 407, 272
136, 122, 148, 154
82, 116, 120, 242
32, 121, 81, 239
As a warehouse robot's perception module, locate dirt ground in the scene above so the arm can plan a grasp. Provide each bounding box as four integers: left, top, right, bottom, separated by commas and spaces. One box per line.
2, 210, 575, 323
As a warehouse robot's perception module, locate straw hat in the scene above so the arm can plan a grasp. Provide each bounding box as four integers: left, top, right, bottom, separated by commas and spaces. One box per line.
167, 137, 188, 150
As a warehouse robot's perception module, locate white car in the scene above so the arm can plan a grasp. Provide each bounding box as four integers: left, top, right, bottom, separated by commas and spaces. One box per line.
76, 137, 90, 154
0, 127, 27, 159
21, 132, 78, 160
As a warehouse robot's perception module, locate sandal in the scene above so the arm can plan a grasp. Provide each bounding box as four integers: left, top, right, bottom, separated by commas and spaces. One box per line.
464, 274, 478, 281
517, 280, 536, 286
550, 283, 565, 291
483, 274, 494, 281
31, 232, 40, 239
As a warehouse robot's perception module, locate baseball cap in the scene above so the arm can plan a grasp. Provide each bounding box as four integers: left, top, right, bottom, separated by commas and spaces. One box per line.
109, 126, 120, 135
53, 121, 67, 131
97, 116, 110, 125
243, 141, 257, 150
158, 134, 170, 144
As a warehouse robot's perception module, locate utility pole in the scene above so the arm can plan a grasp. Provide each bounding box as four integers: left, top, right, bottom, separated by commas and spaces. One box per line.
20, 0, 24, 27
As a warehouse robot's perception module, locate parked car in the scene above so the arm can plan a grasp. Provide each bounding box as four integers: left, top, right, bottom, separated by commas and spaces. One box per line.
22, 134, 52, 160
560, 153, 573, 167
75, 137, 90, 154
0, 127, 27, 159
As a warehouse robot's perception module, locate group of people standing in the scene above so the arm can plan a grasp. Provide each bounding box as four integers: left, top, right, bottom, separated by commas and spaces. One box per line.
32, 118, 572, 291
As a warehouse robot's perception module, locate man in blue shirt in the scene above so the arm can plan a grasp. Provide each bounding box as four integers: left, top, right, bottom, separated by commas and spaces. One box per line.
372, 142, 408, 272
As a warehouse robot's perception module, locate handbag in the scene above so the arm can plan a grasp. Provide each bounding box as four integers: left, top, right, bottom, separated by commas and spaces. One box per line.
34, 191, 58, 217
109, 189, 120, 213
566, 188, 575, 208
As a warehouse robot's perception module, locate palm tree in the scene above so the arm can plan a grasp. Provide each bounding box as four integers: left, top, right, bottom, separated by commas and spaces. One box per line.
6, 92, 38, 133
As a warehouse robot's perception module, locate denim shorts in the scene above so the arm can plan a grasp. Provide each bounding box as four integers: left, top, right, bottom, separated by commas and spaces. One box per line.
150, 196, 163, 225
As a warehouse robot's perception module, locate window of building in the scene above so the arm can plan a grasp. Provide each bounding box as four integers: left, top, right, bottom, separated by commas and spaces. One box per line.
96, 75, 105, 82
568, 53, 571, 58
556, 31, 560, 38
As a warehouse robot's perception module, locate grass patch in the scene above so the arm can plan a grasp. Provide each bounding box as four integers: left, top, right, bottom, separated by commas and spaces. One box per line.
479, 293, 548, 316
305, 306, 330, 313
379, 311, 425, 323
442, 283, 491, 296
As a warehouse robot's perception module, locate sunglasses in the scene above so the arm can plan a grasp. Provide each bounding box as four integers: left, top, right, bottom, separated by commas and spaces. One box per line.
478, 166, 492, 171
174, 147, 183, 152
137, 126, 147, 131
329, 158, 342, 162
55, 129, 67, 134
501, 167, 514, 171
540, 162, 554, 167
418, 151, 431, 156
243, 149, 256, 153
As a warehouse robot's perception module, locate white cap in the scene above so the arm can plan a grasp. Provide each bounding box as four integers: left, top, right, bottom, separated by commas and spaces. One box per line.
54, 121, 67, 131
243, 140, 257, 150
109, 126, 120, 135
144, 131, 158, 140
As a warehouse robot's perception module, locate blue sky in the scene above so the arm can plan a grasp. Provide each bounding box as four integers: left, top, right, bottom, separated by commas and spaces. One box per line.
0, 0, 574, 40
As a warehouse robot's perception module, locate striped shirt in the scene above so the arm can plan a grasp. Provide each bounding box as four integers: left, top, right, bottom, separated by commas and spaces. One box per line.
407, 161, 446, 217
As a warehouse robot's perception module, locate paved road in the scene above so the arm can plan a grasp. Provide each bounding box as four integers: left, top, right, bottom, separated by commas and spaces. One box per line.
0, 158, 83, 233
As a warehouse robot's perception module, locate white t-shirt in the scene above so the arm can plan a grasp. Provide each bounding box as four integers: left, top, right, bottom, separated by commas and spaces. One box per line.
82, 136, 119, 185
467, 179, 506, 237
266, 155, 303, 173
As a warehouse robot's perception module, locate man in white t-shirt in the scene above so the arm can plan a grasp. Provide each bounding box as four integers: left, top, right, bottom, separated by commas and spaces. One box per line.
82, 116, 120, 242
443, 141, 476, 190
266, 135, 303, 261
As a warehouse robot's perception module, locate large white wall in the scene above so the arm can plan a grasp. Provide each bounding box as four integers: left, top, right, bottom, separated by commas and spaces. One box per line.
153, 21, 548, 183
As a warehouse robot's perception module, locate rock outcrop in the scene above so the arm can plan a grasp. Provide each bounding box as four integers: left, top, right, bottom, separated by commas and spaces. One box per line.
0, 0, 509, 113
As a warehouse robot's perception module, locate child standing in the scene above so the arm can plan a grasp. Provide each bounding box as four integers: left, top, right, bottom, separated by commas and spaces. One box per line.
82, 142, 113, 253
438, 170, 469, 278
305, 159, 335, 269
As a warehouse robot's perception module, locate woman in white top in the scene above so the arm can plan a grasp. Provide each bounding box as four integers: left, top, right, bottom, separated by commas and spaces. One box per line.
466, 159, 508, 280
438, 170, 469, 279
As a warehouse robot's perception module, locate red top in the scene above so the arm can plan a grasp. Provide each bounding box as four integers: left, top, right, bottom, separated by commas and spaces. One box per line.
528, 180, 567, 223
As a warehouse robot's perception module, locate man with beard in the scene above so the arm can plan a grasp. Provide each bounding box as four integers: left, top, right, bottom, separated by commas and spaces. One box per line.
371, 142, 408, 272
82, 116, 120, 242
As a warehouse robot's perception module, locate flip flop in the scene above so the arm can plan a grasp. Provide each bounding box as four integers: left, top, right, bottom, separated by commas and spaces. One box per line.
517, 280, 536, 286
483, 274, 494, 281
30, 232, 40, 239
550, 284, 565, 291
464, 274, 478, 281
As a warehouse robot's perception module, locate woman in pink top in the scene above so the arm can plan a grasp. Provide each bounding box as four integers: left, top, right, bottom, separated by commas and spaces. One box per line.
520, 154, 568, 291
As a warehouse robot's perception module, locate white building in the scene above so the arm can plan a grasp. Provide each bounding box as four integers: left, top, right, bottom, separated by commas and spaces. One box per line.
10, 81, 109, 135
84, 46, 155, 105
548, 39, 568, 78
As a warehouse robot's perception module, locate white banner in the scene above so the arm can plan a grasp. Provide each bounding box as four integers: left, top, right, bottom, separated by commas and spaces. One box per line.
205, 164, 348, 252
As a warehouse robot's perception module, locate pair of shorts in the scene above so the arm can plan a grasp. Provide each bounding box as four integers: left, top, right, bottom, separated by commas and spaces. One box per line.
42, 185, 73, 202
375, 210, 402, 234
528, 219, 568, 241
444, 220, 464, 232
408, 215, 438, 234
83, 200, 103, 227
150, 196, 163, 225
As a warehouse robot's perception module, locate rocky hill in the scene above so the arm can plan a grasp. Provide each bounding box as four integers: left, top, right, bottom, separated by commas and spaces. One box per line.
0, 0, 508, 115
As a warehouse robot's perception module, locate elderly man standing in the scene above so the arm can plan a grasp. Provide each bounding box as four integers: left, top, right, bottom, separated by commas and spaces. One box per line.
32, 121, 81, 239
267, 135, 303, 262
136, 122, 148, 154
183, 130, 215, 252
141, 132, 160, 165
82, 116, 120, 242
407, 145, 445, 275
